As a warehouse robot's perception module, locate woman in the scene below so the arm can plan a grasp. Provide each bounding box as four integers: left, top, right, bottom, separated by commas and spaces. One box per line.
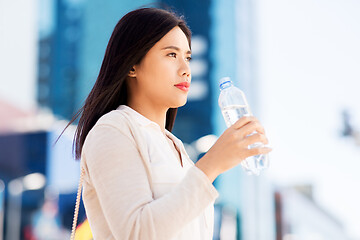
62, 7, 271, 240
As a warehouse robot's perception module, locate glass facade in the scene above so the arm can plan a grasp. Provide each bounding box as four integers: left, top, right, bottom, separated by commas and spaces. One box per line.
37, 0, 83, 120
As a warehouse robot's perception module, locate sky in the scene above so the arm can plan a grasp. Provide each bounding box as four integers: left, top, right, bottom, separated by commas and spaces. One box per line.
256, 0, 360, 238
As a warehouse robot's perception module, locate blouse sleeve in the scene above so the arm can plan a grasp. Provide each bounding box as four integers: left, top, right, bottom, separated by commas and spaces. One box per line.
82, 124, 219, 240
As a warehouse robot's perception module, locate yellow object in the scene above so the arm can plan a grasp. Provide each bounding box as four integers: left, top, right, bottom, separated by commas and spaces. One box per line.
75, 219, 93, 240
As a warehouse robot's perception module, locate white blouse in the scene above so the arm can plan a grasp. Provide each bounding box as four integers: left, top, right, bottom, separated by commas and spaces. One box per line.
81, 105, 219, 240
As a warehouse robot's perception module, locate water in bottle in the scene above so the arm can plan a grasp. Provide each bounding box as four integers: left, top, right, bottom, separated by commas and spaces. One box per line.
218, 77, 269, 175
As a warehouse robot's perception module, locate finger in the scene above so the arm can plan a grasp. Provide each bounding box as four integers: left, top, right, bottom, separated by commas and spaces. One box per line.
232, 116, 256, 130
247, 146, 272, 156
243, 133, 269, 146
239, 121, 265, 137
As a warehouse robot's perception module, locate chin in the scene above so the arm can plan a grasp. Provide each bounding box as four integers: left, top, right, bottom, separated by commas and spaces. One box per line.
170, 98, 188, 108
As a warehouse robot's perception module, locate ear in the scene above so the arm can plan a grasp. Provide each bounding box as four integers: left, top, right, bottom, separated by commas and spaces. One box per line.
128, 66, 136, 78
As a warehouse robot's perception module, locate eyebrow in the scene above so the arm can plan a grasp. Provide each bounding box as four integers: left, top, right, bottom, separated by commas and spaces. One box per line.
161, 46, 192, 54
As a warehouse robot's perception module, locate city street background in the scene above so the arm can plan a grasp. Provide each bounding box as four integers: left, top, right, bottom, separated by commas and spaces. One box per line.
0, 0, 360, 239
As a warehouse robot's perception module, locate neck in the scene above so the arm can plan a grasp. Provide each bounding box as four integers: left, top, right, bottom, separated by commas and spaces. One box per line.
127, 101, 168, 133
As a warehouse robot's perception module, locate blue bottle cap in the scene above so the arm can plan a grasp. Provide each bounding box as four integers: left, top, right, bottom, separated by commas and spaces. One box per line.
219, 77, 232, 88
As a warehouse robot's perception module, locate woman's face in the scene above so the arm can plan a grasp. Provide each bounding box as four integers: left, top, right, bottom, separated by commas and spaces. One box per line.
128, 26, 192, 109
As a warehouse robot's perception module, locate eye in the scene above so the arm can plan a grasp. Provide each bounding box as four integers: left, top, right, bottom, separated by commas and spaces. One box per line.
186, 56, 192, 62
167, 52, 177, 58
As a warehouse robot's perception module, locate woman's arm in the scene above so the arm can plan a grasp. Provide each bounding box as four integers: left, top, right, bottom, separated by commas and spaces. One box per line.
83, 124, 218, 240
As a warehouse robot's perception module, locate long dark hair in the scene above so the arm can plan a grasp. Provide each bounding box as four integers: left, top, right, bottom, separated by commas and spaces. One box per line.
58, 8, 192, 160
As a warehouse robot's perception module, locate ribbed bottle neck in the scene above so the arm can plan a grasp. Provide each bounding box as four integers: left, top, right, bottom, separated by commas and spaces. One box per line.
219, 80, 233, 90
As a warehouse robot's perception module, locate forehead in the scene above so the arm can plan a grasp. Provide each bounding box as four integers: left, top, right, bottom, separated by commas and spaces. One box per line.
154, 26, 191, 51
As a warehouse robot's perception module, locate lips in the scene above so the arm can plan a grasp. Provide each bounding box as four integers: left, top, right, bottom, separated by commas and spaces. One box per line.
174, 82, 190, 92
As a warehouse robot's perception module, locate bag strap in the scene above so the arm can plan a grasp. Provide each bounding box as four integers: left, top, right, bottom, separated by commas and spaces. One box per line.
70, 167, 85, 240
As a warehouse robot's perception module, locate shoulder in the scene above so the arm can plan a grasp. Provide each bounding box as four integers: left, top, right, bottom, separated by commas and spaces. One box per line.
83, 110, 136, 154
96, 109, 130, 130
80, 110, 146, 182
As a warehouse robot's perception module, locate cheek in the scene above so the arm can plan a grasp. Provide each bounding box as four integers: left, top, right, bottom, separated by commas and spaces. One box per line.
140, 58, 163, 79
141, 60, 175, 87
136, 72, 169, 99
153, 61, 174, 80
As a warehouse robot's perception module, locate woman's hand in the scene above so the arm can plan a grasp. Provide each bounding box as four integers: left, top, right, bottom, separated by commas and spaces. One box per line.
195, 116, 272, 182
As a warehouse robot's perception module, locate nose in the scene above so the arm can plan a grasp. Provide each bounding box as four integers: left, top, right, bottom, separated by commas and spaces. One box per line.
178, 59, 191, 79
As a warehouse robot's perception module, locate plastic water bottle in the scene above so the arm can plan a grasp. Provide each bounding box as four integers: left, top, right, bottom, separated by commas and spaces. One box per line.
218, 77, 269, 175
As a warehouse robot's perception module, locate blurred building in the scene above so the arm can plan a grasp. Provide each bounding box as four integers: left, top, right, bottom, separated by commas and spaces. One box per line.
275, 187, 349, 240
37, 0, 83, 120
0, 180, 4, 239
0, 131, 47, 181
0, 99, 35, 134
0, 100, 80, 238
